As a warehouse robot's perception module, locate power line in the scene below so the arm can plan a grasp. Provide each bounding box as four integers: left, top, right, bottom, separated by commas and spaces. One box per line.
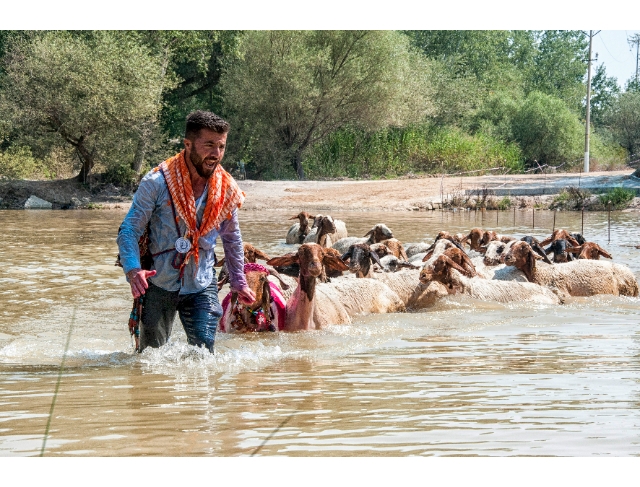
598, 34, 622, 63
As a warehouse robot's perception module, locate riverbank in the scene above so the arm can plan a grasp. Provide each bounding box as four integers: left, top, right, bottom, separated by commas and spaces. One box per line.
1, 168, 639, 211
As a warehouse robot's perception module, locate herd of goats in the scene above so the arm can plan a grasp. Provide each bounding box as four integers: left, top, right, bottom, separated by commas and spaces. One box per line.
216, 212, 639, 333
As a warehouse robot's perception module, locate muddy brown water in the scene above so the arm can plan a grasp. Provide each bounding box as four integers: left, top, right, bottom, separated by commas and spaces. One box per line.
1, 208, 639, 456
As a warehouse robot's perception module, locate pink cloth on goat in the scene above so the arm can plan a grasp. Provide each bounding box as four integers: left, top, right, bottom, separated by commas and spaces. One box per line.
219, 263, 286, 332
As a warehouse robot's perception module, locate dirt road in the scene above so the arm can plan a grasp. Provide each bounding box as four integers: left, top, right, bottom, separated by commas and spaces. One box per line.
238, 169, 639, 212
2, 169, 638, 211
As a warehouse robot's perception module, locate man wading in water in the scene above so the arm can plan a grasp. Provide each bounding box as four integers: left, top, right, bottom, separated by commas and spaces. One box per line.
117, 111, 255, 353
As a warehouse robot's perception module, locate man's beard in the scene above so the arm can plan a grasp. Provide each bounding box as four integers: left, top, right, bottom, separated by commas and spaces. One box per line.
189, 149, 218, 178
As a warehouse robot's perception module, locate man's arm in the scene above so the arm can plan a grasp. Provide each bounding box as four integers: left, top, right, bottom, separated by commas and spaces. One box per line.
219, 208, 255, 304
117, 175, 160, 298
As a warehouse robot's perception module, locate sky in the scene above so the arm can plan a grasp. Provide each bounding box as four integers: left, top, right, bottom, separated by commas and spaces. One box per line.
592, 31, 640, 89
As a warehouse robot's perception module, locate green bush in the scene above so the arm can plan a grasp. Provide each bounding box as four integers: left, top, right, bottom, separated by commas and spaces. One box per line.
103, 164, 138, 189
303, 123, 524, 179
588, 132, 628, 170
0, 145, 51, 180
551, 186, 591, 210
511, 91, 584, 168
497, 196, 512, 210
598, 187, 635, 209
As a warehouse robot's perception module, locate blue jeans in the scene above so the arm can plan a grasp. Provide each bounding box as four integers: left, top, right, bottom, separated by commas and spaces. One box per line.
139, 280, 223, 353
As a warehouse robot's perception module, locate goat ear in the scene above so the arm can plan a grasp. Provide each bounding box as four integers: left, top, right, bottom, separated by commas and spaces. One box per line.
266, 253, 299, 267
567, 245, 582, 254
597, 245, 613, 259
215, 257, 226, 267
288, 215, 300, 220
526, 250, 537, 278
533, 243, 553, 264
422, 250, 434, 262
539, 236, 553, 247
363, 229, 373, 238
266, 266, 290, 290
254, 249, 271, 261
442, 255, 474, 278
478, 246, 488, 255
459, 252, 477, 276
341, 248, 353, 262
566, 235, 580, 247
369, 248, 384, 268
451, 239, 465, 252
261, 278, 271, 312
323, 251, 349, 272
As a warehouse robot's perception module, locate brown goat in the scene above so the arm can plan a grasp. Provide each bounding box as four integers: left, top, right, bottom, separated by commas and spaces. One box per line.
216, 242, 271, 290
420, 247, 477, 284
419, 254, 475, 290
364, 224, 394, 243
461, 227, 485, 251
308, 215, 337, 247
287, 211, 316, 244
539, 229, 580, 248
425, 231, 465, 254
267, 244, 350, 330
220, 263, 289, 333
267, 243, 404, 330
321, 247, 346, 280
568, 242, 613, 260
370, 238, 408, 261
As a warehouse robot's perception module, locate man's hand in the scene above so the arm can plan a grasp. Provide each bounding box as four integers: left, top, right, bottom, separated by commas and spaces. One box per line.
127, 268, 157, 299
236, 285, 256, 305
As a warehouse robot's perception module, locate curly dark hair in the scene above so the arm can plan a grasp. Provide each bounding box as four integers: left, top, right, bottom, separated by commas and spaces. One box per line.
185, 110, 230, 140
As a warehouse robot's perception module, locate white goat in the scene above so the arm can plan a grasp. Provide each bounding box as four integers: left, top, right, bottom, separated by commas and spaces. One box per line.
332, 223, 394, 255
420, 254, 561, 305
504, 241, 639, 298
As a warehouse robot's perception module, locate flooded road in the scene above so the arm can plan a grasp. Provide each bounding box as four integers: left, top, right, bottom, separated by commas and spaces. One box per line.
1, 208, 639, 456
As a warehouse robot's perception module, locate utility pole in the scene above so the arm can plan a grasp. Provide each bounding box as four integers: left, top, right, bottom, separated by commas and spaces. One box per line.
584, 30, 600, 173
629, 34, 640, 87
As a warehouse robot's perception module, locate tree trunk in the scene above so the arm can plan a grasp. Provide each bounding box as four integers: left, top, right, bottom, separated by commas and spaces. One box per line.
131, 136, 147, 174
294, 150, 305, 180
75, 140, 95, 183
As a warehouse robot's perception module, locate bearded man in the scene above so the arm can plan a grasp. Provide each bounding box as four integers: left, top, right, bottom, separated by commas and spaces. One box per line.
117, 111, 255, 353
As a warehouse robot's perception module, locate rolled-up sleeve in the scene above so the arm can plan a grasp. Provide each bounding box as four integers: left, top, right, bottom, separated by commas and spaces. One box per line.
116, 176, 159, 275
218, 208, 248, 291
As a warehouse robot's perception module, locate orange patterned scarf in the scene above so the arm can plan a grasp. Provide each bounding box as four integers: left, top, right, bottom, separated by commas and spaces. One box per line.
155, 150, 245, 274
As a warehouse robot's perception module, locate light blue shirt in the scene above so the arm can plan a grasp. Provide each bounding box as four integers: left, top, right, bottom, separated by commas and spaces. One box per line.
117, 168, 247, 295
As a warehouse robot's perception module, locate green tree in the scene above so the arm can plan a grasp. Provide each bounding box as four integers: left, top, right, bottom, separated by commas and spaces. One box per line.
605, 91, 640, 157
0, 31, 165, 181
403, 30, 531, 82
404, 30, 532, 128
625, 76, 640, 93
588, 64, 620, 127
525, 30, 588, 111
151, 31, 242, 141
220, 30, 433, 179
511, 91, 584, 167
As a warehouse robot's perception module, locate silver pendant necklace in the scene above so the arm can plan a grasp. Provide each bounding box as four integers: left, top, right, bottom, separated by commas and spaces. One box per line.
175, 183, 207, 254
